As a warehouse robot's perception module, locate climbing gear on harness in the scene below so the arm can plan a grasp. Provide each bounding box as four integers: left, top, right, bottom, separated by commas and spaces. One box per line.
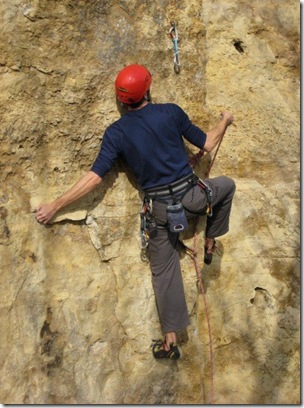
115, 64, 152, 104
196, 178, 213, 217
165, 182, 189, 233
167, 201, 188, 233
168, 21, 180, 74
140, 197, 158, 261
151, 339, 180, 360
140, 197, 157, 250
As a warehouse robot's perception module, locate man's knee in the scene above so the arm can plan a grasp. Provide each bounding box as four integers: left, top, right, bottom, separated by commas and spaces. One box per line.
222, 176, 236, 195
216, 175, 236, 196
226, 176, 236, 195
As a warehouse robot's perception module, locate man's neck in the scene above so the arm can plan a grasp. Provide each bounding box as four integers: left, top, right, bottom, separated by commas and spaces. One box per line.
128, 101, 149, 111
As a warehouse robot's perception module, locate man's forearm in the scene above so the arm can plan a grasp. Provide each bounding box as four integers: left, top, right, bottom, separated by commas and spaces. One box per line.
35, 171, 102, 224
54, 171, 102, 211
204, 112, 234, 152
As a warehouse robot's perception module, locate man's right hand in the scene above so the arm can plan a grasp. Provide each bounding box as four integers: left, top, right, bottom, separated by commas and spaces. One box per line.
204, 111, 234, 152
220, 111, 234, 126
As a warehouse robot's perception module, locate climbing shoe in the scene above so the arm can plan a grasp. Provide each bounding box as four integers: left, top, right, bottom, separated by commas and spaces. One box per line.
204, 240, 217, 265
151, 339, 180, 360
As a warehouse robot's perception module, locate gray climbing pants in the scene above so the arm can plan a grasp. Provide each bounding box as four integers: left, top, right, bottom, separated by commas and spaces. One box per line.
147, 175, 236, 334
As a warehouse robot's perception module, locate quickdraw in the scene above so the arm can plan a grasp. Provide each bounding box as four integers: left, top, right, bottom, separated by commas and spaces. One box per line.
196, 178, 213, 217
168, 21, 180, 74
140, 198, 157, 261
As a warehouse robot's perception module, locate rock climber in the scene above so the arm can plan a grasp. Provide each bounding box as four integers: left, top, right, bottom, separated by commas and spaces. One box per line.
35, 64, 235, 360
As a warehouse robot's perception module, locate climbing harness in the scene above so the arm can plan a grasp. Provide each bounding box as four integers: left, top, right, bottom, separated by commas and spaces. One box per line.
168, 21, 180, 74
144, 173, 196, 202
141, 174, 196, 255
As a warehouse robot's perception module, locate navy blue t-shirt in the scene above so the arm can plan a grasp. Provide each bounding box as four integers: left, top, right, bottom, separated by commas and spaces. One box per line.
91, 103, 206, 190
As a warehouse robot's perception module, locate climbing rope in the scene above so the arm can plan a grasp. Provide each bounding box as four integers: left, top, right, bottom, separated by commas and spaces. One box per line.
187, 133, 225, 404
205, 132, 225, 179
180, 225, 215, 403
181, 232, 215, 404
191, 130, 224, 179
168, 21, 180, 74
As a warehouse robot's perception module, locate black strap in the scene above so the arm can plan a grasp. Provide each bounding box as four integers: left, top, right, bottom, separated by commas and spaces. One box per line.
168, 184, 179, 204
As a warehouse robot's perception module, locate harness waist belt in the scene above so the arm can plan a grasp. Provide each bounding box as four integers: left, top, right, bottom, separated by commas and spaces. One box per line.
145, 174, 196, 198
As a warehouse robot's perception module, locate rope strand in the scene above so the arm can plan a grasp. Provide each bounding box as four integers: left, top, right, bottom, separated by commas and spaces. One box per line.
182, 232, 215, 404
205, 134, 224, 178
193, 228, 215, 404
188, 134, 225, 404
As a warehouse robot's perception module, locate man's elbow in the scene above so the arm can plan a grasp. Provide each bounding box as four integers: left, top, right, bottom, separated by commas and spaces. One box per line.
89, 171, 103, 187
203, 142, 213, 153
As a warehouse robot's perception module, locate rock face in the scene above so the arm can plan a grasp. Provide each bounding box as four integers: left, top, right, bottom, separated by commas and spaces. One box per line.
0, 0, 300, 404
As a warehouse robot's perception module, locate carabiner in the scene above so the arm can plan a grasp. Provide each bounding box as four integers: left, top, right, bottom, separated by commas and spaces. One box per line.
169, 21, 180, 74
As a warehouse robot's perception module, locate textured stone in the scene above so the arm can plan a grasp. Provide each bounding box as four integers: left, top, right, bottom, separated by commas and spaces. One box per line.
0, 0, 299, 404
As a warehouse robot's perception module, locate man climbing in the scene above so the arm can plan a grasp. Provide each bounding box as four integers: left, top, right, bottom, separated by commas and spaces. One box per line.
35, 64, 235, 360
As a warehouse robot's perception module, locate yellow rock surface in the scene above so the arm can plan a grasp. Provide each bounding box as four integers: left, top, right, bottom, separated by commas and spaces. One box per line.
0, 0, 299, 404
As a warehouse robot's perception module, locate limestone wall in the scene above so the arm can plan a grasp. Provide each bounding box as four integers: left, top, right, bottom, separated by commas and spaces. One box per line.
0, 0, 300, 404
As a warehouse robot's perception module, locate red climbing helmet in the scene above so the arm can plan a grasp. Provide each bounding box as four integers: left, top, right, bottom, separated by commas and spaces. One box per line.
115, 64, 152, 104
